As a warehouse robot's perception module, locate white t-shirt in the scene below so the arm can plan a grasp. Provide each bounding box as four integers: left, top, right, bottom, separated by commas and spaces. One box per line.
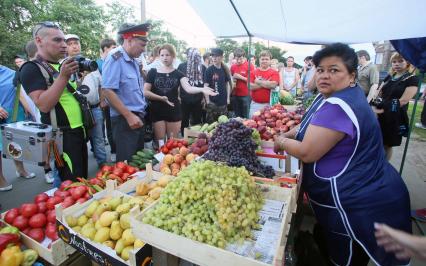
281, 68, 297, 90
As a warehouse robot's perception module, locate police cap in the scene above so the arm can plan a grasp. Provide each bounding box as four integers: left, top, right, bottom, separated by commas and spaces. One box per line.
118, 23, 150, 41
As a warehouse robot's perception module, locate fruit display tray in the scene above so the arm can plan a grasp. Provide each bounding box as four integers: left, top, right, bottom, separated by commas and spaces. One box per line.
131, 184, 295, 266
55, 183, 151, 266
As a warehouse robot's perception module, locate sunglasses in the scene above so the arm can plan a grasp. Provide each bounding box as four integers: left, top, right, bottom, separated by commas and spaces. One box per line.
33, 21, 61, 38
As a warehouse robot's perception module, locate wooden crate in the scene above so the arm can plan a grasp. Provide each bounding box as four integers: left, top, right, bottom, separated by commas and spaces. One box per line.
1, 206, 75, 265
131, 185, 294, 266
56, 183, 151, 266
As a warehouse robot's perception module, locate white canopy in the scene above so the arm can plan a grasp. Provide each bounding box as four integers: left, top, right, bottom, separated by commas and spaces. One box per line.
188, 0, 426, 44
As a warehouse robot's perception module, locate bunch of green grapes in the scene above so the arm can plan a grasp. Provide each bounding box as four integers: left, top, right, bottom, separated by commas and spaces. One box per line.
251, 129, 262, 152
142, 160, 264, 248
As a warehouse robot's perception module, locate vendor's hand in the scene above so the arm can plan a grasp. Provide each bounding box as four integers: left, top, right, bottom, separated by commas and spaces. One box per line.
161, 96, 174, 107
125, 112, 143, 129
202, 87, 218, 97
274, 135, 287, 154
59, 57, 79, 80
374, 223, 426, 260
0, 107, 8, 120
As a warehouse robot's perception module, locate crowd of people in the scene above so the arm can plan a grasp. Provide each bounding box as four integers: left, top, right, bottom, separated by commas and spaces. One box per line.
0, 21, 425, 264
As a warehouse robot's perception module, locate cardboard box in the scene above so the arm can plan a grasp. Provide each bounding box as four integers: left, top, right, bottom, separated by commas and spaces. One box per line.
131, 185, 295, 266
56, 183, 152, 266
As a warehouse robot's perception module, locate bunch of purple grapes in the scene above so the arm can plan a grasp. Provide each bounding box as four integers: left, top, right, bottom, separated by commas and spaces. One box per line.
204, 119, 275, 178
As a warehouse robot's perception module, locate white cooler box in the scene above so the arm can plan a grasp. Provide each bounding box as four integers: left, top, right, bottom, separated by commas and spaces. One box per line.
1, 121, 62, 166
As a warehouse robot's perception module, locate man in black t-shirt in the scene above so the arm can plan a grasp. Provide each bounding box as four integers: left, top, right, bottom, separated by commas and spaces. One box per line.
19, 22, 88, 182
203, 48, 230, 123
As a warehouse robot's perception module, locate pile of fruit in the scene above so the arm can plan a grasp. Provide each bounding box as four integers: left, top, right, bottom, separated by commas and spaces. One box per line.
0, 223, 38, 266
188, 133, 209, 156
160, 139, 189, 155
189, 115, 229, 134
95, 162, 139, 185
204, 120, 275, 178
244, 104, 302, 141
3, 180, 97, 243
159, 147, 197, 176
129, 149, 158, 170
142, 161, 263, 248
135, 175, 172, 206
65, 195, 145, 261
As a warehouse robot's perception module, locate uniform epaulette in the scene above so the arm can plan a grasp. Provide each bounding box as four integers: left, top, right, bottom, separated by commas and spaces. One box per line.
112, 51, 123, 60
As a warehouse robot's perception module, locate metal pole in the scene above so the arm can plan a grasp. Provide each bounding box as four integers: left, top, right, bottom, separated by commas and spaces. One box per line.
247, 36, 252, 92
399, 72, 425, 174
140, 0, 146, 22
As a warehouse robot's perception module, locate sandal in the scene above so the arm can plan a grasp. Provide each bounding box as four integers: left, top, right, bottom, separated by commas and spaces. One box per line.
0, 184, 13, 191
15, 171, 36, 179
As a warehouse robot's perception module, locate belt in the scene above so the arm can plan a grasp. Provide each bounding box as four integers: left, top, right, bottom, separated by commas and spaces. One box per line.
90, 103, 100, 109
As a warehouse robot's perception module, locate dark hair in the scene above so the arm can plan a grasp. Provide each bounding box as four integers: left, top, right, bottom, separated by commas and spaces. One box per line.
203, 52, 211, 61
304, 56, 313, 61
313, 43, 358, 75
100, 38, 116, 52
286, 56, 294, 61
234, 48, 245, 57
25, 41, 37, 59
356, 50, 370, 61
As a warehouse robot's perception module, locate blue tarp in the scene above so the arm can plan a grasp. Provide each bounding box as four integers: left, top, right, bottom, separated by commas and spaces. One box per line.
391, 38, 426, 72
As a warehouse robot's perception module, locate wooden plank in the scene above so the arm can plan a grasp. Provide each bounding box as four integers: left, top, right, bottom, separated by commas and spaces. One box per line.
131, 184, 294, 266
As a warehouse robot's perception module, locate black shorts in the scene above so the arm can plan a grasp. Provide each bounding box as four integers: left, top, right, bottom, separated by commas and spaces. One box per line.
150, 101, 182, 123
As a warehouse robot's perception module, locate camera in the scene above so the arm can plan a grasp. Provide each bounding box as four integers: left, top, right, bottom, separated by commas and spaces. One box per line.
370, 97, 384, 109
74, 55, 98, 72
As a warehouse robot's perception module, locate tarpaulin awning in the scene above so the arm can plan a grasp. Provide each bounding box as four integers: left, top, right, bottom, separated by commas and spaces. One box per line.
188, 0, 426, 44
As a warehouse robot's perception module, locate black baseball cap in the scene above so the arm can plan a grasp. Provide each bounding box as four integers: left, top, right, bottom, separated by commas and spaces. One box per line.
210, 48, 224, 56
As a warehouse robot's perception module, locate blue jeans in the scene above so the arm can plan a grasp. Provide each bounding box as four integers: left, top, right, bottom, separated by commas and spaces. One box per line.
232, 96, 251, 118
89, 107, 107, 166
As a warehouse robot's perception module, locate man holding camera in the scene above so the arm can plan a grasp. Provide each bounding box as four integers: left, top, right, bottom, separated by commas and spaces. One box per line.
102, 23, 149, 162
65, 34, 107, 168
19, 22, 88, 181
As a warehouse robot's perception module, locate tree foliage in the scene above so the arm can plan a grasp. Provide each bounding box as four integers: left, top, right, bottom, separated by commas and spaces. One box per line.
0, 0, 188, 67
146, 20, 188, 60
214, 38, 288, 66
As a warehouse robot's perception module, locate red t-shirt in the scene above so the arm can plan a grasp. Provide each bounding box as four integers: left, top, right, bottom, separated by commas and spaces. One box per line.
251, 68, 280, 103
230, 61, 255, 96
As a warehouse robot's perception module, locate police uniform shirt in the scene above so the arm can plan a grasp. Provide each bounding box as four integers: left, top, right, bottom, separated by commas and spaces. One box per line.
102, 46, 146, 117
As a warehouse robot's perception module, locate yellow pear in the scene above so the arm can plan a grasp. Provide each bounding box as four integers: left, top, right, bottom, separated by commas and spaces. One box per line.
81, 226, 96, 240
128, 197, 144, 207
134, 239, 144, 249
122, 229, 135, 246
119, 213, 130, 229
108, 196, 122, 211
94, 227, 110, 243
66, 216, 78, 227
84, 200, 99, 217
121, 197, 130, 204
114, 239, 125, 255
110, 221, 123, 241
103, 240, 115, 249
99, 211, 119, 227
72, 226, 81, 233
81, 222, 95, 232
92, 202, 111, 222
100, 196, 112, 204
95, 219, 102, 229
115, 203, 131, 215
121, 246, 133, 261
77, 215, 88, 227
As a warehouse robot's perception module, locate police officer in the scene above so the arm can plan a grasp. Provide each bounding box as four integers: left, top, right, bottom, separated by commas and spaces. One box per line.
20, 22, 88, 182
102, 23, 150, 162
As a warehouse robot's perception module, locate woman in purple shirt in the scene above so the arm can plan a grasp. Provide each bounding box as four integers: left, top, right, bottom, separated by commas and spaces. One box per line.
274, 43, 411, 266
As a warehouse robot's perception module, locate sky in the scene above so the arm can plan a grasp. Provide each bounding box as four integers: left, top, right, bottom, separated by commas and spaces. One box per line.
95, 0, 376, 65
